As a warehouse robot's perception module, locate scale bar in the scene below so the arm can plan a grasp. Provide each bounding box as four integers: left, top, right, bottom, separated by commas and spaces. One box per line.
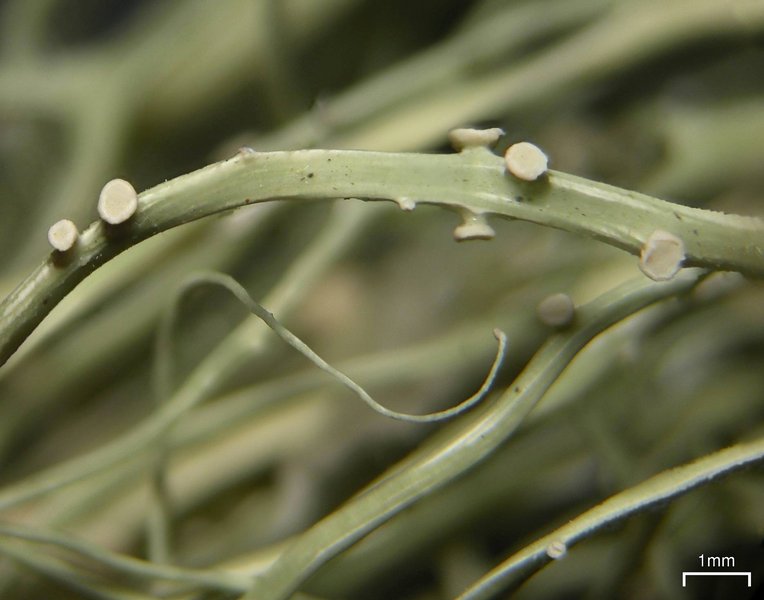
682, 572, 751, 587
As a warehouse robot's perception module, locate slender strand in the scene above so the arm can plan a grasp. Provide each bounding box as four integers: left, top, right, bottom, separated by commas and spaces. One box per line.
0, 540, 147, 600
159, 272, 506, 424
0, 524, 249, 594
145, 266, 179, 566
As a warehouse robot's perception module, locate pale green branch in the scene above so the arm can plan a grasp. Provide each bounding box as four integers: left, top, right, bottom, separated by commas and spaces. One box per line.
456, 434, 764, 599
0, 523, 249, 594
2, 147, 761, 366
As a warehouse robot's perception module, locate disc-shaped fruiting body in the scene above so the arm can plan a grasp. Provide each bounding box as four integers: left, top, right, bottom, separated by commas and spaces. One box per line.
395, 197, 416, 211
453, 212, 495, 241
639, 230, 685, 281
98, 178, 138, 225
448, 127, 504, 151
546, 540, 567, 560
47, 219, 79, 252
505, 142, 548, 181
537, 293, 575, 328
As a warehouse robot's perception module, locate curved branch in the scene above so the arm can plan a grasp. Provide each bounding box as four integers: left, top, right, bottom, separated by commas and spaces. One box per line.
1, 147, 761, 365
456, 435, 764, 599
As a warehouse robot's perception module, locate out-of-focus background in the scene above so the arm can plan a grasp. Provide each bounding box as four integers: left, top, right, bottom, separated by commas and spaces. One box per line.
0, 1, 763, 598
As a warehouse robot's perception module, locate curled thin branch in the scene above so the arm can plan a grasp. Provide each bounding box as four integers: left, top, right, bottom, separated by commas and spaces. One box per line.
160, 272, 506, 424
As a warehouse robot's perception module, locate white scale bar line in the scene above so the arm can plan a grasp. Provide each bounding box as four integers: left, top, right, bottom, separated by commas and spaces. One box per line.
682, 572, 752, 587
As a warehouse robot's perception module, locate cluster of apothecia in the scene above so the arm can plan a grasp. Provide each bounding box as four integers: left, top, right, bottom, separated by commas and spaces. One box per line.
447, 128, 549, 242
448, 127, 686, 281
47, 178, 138, 254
